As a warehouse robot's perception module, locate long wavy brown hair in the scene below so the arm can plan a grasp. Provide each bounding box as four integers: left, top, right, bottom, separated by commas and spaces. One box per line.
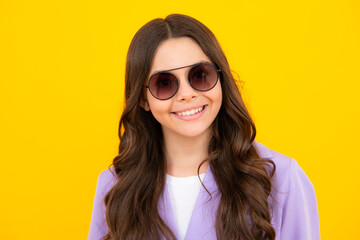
103, 14, 276, 240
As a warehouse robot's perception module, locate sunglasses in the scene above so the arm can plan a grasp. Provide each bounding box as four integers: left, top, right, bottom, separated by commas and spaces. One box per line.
145, 62, 221, 100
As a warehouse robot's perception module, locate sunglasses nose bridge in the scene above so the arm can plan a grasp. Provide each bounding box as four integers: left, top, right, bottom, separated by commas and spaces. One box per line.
174, 71, 198, 101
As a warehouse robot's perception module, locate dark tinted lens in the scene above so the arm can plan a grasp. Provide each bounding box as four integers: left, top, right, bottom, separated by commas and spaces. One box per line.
148, 72, 178, 100
188, 63, 218, 91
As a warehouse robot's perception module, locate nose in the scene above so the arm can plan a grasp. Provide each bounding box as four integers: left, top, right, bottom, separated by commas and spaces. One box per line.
175, 73, 198, 101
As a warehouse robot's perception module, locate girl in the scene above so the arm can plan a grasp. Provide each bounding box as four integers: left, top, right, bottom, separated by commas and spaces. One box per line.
88, 14, 320, 240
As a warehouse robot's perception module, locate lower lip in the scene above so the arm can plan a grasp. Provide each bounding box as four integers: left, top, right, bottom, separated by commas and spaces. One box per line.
172, 105, 207, 121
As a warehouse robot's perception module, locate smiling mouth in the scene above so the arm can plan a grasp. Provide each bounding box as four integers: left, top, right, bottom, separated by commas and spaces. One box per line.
174, 105, 206, 116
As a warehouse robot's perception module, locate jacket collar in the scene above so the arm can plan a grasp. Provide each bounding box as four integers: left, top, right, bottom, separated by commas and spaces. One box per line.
158, 141, 272, 239
158, 166, 219, 240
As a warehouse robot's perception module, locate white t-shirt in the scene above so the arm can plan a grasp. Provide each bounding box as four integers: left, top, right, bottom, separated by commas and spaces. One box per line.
166, 173, 206, 240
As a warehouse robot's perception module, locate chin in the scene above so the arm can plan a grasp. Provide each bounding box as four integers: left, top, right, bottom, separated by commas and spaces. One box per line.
178, 128, 210, 138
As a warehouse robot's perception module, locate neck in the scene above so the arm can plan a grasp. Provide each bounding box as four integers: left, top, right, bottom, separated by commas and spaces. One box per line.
163, 129, 210, 177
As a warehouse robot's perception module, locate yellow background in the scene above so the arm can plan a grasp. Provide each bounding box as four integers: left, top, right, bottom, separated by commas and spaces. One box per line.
0, 0, 359, 239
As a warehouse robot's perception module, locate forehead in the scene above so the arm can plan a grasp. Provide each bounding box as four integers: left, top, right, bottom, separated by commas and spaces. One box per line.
150, 37, 211, 74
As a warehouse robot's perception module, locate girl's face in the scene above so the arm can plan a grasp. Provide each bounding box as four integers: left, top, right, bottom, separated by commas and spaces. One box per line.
144, 37, 222, 140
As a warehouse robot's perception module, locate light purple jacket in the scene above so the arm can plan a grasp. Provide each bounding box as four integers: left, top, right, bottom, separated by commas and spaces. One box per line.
88, 142, 320, 239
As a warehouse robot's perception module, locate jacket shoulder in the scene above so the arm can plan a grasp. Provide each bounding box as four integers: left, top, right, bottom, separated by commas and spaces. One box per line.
97, 166, 117, 195
253, 141, 295, 190
253, 142, 320, 239
253, 141, 292, 169
88, 166, 117, 239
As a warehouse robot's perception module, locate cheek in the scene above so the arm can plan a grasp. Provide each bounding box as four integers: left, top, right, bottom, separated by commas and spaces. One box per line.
147, 98, 172, 121
212, 84, 223, 107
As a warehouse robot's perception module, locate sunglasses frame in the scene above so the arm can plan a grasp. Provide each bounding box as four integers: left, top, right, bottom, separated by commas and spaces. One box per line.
145, 62, 221, 100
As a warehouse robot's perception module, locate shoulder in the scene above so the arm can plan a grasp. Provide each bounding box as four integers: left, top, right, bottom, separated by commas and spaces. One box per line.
253, 140, 292, 168
96, 166, 118, 198
98, 166, 117, 182
88, 166, 118, 239
253, 141, 309, 191
254, 141, 320, 239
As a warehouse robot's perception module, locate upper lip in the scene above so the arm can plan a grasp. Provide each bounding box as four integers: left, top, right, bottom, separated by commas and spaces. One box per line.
172, 104, 207, 113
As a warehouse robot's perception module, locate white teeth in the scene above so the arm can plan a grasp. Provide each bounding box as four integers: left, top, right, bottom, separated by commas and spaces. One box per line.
175, 106, 205, 116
